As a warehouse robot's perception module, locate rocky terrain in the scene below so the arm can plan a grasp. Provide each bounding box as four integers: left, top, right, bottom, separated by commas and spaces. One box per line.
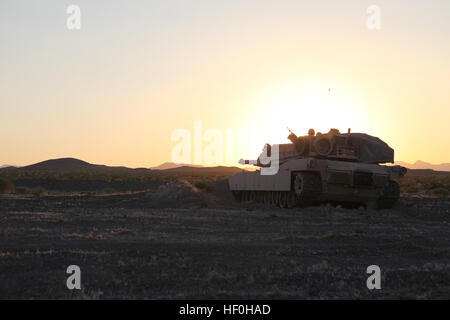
0, 178, 449, 299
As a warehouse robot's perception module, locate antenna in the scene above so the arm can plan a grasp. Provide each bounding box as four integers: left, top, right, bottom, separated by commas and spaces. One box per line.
368, 93, 373, 135
286, 127, 298, 143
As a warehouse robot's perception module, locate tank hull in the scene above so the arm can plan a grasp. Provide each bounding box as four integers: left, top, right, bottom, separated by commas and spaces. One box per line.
229, 158, 406, 208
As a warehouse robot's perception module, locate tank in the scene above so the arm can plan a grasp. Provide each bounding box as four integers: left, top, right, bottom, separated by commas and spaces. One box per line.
228, 128, 407, 209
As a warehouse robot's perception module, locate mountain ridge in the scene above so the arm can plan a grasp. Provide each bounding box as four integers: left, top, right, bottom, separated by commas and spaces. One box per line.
396, 160, 450, 172
0, 165, 16, 169
0, 158, 243, 175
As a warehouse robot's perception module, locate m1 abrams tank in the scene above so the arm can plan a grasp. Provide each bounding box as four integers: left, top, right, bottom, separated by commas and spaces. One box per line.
228, 128, 407, 209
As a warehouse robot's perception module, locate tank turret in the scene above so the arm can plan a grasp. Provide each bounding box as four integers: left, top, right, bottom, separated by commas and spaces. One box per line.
241, 128, 395, 167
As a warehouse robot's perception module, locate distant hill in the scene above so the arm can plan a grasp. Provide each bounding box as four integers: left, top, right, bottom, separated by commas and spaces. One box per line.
13, 158, 144, 173
0, 165, 15, 169
151, 162, 203, 170
22, 158, 102, 171
396, 160, 450, 172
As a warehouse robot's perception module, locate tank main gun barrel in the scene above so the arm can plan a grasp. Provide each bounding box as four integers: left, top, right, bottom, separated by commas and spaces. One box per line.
239, 159, 258, 165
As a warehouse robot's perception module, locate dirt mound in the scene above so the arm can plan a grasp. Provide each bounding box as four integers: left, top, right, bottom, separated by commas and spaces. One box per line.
155, 180, 200, 200
143, 179, 237, 208
145, 180, 204, 207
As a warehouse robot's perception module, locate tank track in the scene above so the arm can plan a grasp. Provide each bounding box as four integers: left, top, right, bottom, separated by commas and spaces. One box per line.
231, 171, 322, 208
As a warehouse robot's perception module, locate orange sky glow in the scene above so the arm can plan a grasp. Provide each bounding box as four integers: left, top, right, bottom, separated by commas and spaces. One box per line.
1, 1, 449, 168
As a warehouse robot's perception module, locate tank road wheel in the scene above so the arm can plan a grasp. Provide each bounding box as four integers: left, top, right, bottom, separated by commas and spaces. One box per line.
293, 172, 322, 207
232, 191, 242, 202
286, 192, 298, 208
376, 180, 400, 209
271, 191, 279, 206
263, 192, 271, 205
257, 191, 264, 203
279, 192, 288, 208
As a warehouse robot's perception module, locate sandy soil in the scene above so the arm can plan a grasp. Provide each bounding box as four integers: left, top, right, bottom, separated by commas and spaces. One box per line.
0, 182, 449, 299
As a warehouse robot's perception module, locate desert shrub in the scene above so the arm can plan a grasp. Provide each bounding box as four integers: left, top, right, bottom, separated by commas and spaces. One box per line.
0, 178, 14, 194
15, 186, 31, 194
31, 187, 46, 197
194, 181, 213, 193
397, 174, 450, 196
103, 188, 116, 194
429, 188, 449, 198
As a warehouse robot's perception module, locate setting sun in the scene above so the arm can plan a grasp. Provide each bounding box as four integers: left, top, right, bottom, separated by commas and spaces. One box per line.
253, 81, 368, 138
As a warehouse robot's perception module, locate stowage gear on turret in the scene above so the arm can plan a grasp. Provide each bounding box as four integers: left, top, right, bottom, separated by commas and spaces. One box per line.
257, 128, 395, 165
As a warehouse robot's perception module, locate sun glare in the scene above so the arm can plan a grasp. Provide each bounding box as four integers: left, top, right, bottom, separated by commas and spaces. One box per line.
250, 82, 369, 145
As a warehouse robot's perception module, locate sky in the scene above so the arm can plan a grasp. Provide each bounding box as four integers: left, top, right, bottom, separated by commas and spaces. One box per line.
1, 0, 449, 168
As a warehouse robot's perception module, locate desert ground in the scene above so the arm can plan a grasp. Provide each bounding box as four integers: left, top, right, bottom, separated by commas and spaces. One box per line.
0, 167, 449, 299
